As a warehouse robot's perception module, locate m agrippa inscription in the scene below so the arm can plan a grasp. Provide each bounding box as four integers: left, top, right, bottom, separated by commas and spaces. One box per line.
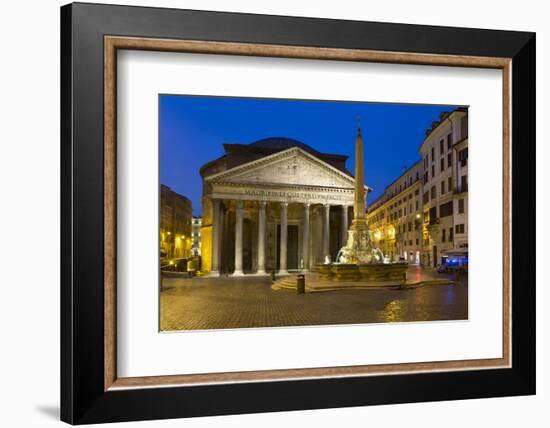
243, 188, 353, 203
210, 184, 355, 205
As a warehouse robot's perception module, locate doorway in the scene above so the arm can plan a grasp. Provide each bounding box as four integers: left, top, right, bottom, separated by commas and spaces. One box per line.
276, 224, 299, 270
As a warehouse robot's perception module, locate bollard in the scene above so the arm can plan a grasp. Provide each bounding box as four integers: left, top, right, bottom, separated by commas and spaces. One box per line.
297, 274, 305, 294
271, 270, 276, 282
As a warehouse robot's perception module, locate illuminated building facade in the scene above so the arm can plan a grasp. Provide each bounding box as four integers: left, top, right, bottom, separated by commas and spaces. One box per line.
199, 138, 367, 276
191, 216, 202, 256
368, 107, 468, 268
420, 108, 468, 267
367, 162, 423, 263
160, 184, 193, 260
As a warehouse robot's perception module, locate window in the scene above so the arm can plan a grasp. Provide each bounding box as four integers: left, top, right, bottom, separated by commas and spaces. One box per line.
431, 186, 436, 200
431, 146, 435, 162
459, 147, 468, 167
447, 133, 452, 149
409, 194, 412, 200
449, 227, 453, 242
439, 139, 444, 155
448, 176, 452, 193
399, 209, 402, 217
440, 157, 445, 172
431, 164, 435, 178
416, 238, 419, 245
404, 207, 407, 216
408, 222, 412, 232
423, 191, 429, 204
439, 201, 453, 218
415, 189, 419, 196
455, 223, 465, 234
461, 115, 468, 139
414, 220, 419, 230
460, 175, 468, 192
447, 152, 452, 168
424, 172, 428, 183
415, 200, 419, 210
458, 198, 465, 213
442, 228, 446, 243
429, 206, 438, 224
441, 180, 446, 195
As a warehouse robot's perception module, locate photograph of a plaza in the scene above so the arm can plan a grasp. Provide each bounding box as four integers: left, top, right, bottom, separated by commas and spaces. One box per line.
159, 95, 469, 331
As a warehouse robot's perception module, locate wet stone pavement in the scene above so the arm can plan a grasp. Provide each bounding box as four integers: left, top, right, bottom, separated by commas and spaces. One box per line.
160, 268, 468, 331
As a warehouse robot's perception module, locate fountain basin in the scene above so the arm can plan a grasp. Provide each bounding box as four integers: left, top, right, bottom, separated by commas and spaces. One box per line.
316, 262, 408, 283
316, 264, 333, 280
331, 264, 359, 281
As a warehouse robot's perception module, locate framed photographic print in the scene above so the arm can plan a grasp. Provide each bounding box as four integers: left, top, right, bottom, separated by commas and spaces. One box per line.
61, 2, 536, 424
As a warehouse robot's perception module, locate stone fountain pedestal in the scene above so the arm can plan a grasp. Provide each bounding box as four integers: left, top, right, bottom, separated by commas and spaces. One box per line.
337, 224, 375, 265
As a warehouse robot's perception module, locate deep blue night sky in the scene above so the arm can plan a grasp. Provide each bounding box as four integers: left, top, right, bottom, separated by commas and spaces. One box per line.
160, 95, 459, 216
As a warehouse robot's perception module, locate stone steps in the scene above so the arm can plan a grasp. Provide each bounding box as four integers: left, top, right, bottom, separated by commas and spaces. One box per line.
271, 276, 300, 290
271, 274, 455, 292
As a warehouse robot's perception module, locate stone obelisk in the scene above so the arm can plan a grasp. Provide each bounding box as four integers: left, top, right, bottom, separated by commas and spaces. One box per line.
337, 124, 374, 264
352, 127, 367, 230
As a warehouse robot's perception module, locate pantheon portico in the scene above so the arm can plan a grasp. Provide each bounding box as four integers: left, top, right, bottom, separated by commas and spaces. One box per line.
199, 138, 369, 276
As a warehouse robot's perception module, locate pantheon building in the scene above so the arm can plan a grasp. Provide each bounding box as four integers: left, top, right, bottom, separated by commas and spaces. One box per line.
199, 137, 369, 276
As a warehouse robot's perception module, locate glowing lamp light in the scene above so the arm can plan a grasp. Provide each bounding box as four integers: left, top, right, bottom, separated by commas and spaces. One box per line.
416, 213, 421, 219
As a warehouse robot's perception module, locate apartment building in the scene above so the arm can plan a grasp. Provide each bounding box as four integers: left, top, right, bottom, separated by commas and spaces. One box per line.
368, 107, 468, 268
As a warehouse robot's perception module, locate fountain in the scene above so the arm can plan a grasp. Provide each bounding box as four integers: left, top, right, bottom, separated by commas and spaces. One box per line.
315, 125, 408, 284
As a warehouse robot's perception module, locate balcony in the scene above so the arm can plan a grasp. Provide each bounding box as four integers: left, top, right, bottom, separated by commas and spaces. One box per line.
428, 217, 440, 227
454, 184, 468, 194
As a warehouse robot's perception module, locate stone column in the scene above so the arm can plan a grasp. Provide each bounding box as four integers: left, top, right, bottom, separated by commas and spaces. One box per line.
302, 203, 310, 271
233, 200, 244, 276
257, 201, 267, 275
279, 202, 289, 275
340, 204, 349, 247
210, 199, 221, 276
323, 204, 331, 263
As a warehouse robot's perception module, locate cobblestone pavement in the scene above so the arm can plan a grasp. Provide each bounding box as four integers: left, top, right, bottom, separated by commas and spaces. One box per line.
160, 268, 468, 331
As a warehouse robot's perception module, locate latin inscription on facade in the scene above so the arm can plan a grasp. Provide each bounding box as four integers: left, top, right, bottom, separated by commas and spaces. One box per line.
242, 188, 351, 202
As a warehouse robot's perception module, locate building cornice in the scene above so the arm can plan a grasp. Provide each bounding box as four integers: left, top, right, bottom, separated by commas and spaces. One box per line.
368, 179, 422, 214
418, 108, 467, 153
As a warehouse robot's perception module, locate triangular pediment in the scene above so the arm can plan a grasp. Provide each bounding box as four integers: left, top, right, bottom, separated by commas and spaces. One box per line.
205, 147, 355, 189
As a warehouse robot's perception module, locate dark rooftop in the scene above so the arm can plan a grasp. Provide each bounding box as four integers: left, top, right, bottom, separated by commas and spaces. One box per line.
200, 137, 352, 177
